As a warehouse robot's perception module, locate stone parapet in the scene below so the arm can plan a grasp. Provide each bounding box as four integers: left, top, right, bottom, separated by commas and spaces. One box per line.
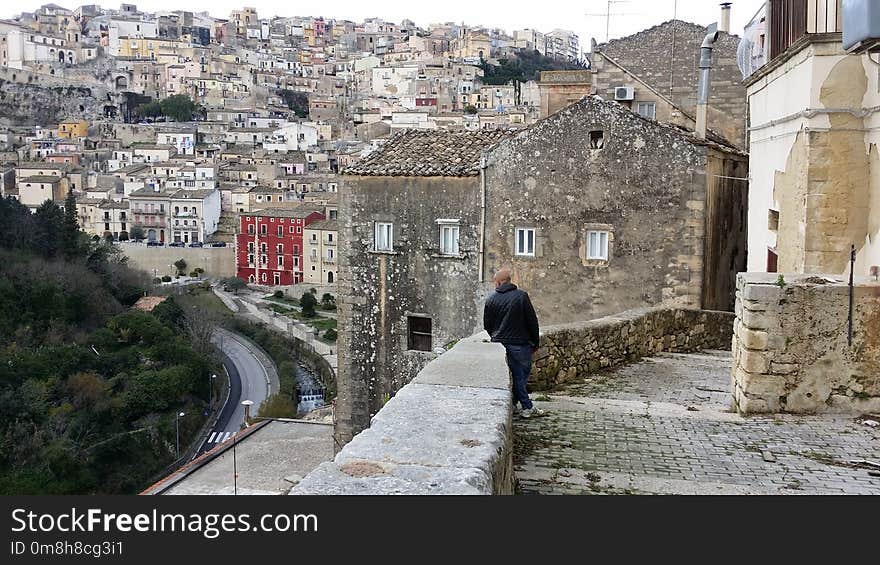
291, 333, 512, 495
731, 273, 880, 414
531, 307, 735, 390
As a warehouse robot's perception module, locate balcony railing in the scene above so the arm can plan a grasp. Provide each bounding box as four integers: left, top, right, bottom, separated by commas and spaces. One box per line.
769, 0, 842, 60
173, 211, 199, 218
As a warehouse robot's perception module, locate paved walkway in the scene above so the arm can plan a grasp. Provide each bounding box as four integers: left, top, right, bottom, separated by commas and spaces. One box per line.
514, 351, 880, 495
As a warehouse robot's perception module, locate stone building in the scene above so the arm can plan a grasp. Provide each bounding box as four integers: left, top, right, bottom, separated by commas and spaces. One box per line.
537, 70, 591, 119
482, 95, 748, 325
742, 0, 880, 277
335, 98, 748, 444
335, 129, 510, 445
590, 20, 747, 148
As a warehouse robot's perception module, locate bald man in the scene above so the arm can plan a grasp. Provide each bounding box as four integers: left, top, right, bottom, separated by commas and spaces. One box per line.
483, 268, 544, 418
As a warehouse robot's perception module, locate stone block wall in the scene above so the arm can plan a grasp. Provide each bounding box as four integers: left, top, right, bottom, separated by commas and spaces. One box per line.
531, 307, 735, 390
291, 333, 513, 494
732, 273, 880, 414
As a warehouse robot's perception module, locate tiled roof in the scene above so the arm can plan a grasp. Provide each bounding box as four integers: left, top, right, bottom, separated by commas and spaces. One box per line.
305, 219, 338, 231
342, 129, 511, 177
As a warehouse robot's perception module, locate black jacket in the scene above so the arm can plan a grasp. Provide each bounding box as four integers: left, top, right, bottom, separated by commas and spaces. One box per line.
483, 283, 540, 348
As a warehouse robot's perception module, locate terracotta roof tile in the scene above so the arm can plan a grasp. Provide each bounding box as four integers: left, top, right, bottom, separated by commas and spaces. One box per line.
342, 129, 511, 177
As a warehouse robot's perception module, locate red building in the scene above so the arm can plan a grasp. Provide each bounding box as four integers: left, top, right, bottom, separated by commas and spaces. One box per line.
236, 206, 325, 286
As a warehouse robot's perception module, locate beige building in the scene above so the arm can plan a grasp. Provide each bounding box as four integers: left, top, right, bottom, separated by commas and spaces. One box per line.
743, 0, 880, 276
17, 175, 64, 210
302, 220, 338, 285
537, 70, 591, 119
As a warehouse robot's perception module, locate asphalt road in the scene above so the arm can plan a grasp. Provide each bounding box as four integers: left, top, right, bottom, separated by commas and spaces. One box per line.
195, 330, 270, 456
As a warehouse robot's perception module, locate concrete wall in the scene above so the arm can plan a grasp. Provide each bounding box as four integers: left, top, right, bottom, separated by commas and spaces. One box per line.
731, 273, 880, 415
291, 333, 513, 494
335, 175, 484, 446
118, 242, 236, 278
532, 307, 735, 390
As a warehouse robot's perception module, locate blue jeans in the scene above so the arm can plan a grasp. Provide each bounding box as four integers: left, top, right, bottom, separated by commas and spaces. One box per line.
505, 344, 533, 410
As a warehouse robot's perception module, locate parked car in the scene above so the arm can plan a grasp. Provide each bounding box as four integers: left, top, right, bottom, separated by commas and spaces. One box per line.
211, 241, 227, 247
146, 240, 163, 247
190, 241, 204, 248
168, 241, 185, 247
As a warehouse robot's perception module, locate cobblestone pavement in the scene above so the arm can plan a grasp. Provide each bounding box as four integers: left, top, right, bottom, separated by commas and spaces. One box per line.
514, 351, 880, 495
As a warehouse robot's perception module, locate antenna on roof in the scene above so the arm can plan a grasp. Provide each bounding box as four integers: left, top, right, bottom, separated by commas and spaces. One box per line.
586, 0, 635, 43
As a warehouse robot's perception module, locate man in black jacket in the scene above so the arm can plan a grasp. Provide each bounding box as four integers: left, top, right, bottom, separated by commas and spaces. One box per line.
483, 268, 544, 418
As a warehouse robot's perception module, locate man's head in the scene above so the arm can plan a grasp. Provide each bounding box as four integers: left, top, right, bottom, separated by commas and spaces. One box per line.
493, 267, 512, 289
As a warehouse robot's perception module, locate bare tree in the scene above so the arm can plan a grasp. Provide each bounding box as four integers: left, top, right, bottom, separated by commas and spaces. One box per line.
181, 305, 221, 361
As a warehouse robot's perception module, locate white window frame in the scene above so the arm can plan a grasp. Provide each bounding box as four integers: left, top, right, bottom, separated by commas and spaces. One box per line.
586, 230, 610, 261
636, 102, 656, 120
375, 222, 393, 252
515, 227, 535, 257
437, 219, 460, 256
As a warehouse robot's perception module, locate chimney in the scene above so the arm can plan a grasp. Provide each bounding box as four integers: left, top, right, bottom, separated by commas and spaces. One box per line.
720, 3, 732, 33
696, 23, 720, 140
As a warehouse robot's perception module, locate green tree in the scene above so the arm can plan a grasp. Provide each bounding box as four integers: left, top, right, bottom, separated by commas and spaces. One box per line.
256, 394, 299, 418
222, 276, 247, 294
159, 95, 196, 122
278, 89, 309, 118
135, 100, 162, 119
300, 291, 317, 318
129, 226, 145, 241
464, 104, 478, 114
62, 191, 80, 259
174, 259, 187, 276
320, 293, 336, 310
33, 201, 64, 258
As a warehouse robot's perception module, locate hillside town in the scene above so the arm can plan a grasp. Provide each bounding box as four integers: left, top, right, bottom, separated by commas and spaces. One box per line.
1, 0, 879, 497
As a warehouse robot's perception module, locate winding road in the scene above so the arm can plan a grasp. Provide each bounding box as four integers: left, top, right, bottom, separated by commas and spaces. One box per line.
194, 329, 272, 456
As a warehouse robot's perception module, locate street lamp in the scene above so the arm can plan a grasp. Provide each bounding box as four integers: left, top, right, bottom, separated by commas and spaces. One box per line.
175, 411, 185, 459
209, 373, 217, 406
241, 399, 254, 426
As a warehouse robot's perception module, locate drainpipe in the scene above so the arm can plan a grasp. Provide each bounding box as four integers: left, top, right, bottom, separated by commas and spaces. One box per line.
696, 23, 719, 140
478, 153, 487, 283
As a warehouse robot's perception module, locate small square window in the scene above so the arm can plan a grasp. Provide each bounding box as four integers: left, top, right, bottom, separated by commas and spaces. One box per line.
515, 228, 535, 256
407, 316, 432, 351
636, 102, 656, 120
589, 130, 604, 149
586, 230, 610, 260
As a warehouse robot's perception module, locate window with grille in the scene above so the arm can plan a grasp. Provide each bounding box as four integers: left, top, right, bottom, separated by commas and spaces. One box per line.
375, 222, 393, 251
407, 316, 432, 352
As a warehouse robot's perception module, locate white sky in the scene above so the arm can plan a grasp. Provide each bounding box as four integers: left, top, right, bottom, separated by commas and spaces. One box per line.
3, 1, 766, 52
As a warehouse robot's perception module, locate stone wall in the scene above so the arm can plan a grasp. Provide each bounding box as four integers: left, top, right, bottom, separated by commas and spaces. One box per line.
531, 307, 735, 390
335, 175, 484, 446
483, 95, 748, 326
732, 273, 880, 414
0, 79, 107, 126
118, 243, 236, 279
592, 20, 747, 147
291, 333, 513, 494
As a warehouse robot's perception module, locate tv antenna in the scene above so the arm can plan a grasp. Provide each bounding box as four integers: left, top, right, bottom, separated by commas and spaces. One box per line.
586, 0, 635, 43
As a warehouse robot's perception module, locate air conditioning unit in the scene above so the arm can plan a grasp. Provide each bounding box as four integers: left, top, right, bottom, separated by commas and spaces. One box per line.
614, 86, 635, 101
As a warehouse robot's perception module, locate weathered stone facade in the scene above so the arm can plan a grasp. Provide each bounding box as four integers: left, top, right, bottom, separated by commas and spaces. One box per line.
591, 20, 747, 148
335, 175, 487, 446
537, 70, 591, 119
531, 306, 734, 390
483, 95, 748, 325
732, 273, 880, 415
